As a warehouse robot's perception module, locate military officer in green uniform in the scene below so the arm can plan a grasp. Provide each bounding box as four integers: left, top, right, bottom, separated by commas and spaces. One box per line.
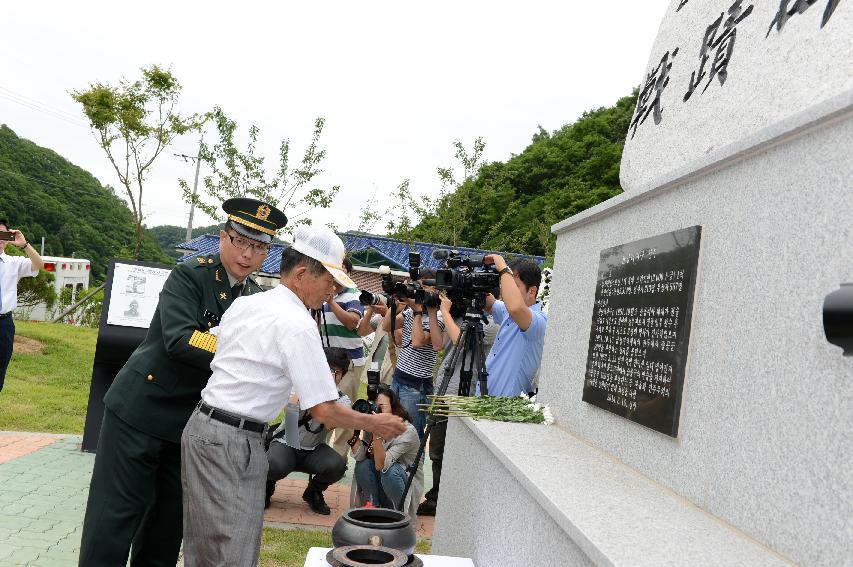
78, 198, 287, 567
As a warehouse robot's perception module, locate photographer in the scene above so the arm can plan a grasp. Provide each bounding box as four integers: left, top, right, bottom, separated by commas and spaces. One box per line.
351, 386, 422, 515
482, 255, 547, 397
382, 273, 445, 439
264, 347, 351, 515
0, 220, 43, 392
319, 257, 368, 458
357, 297, 394, 386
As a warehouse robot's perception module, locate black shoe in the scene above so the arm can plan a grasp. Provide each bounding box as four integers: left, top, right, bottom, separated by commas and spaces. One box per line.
264, 480, 276, 509
416, 499, 437, 516
303, 487, 331, 515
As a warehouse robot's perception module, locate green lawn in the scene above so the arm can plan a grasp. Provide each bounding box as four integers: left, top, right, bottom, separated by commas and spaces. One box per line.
1, 322, 432, 566
0, 321, 97, 433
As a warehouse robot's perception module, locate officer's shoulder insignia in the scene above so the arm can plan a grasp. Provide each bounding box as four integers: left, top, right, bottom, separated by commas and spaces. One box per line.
188, 330, 217, 353
208, 258, 213, 264
219, 292, 227, 300
196, 257, 206, 264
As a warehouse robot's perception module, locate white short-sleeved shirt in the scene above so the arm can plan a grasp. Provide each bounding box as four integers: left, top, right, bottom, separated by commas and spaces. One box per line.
0, 253, 38, 314
201, 284, 340, 423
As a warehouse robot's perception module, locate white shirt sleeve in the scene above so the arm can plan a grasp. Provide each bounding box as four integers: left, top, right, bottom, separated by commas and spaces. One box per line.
11, 256, 37, 279
282, 326, 340, 410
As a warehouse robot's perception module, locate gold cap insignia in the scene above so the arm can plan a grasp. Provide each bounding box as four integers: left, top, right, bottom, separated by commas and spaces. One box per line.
196, 257, 206, 264
256, 204, 271, 221
208, 258, 214, 264
219, 292, 227, 300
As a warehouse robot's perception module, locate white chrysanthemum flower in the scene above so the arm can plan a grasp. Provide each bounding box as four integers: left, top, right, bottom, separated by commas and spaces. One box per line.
542, 407, 555, 425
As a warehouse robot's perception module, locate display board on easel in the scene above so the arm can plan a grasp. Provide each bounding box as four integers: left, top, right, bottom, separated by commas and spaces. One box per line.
81, 259, 172, 452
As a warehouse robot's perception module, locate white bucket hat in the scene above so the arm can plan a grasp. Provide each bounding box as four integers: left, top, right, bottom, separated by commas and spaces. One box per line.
291, 226, 355, 288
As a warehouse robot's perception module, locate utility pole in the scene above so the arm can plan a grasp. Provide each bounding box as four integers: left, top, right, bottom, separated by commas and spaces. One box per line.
185, 134, 203, 242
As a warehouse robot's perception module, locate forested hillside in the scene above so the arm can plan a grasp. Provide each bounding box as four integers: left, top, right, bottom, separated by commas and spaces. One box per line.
0, 125, 171, 281
402, 91, 637, 260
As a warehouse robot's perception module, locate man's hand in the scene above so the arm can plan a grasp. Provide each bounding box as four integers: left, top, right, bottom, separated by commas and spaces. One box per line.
439, 293, 452, 314
368, 413, 406, 439
11, 230, 27, 248
484, 254, 507, 272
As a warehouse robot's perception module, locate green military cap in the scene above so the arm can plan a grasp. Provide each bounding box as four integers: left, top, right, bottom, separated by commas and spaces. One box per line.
222, 198, 287, 243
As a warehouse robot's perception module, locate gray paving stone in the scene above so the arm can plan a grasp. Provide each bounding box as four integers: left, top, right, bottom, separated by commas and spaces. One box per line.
0, 436, 91, 566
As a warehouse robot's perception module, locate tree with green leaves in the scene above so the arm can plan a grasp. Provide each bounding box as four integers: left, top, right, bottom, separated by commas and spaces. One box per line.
405, 92, 637, 260
181, 107, 339, 235
73, 65, 201, 258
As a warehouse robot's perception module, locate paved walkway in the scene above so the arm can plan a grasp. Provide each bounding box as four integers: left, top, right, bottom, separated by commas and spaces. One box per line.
0, 432, 435, 566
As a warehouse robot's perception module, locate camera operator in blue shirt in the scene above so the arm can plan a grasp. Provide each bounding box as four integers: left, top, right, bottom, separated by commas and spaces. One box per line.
481, 255, 547, 397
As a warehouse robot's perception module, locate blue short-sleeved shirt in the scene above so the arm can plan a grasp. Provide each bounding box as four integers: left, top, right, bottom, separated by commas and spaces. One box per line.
483, 300, 547, 397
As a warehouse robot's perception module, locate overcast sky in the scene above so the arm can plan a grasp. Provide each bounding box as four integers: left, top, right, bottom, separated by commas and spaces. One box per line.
2, 0, 670, 236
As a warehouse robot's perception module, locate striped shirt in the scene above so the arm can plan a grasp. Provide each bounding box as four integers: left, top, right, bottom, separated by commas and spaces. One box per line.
319, 287, 366, 365
395, 308, 445, 381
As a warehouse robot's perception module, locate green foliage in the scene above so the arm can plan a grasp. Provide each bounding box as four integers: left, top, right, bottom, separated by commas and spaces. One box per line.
399, 92, 638, 259
73, 65, 202, 257
181, 108, 340, 235
0, 125, 172, 282
76, 286, 104, 328
17, 270, 56, 310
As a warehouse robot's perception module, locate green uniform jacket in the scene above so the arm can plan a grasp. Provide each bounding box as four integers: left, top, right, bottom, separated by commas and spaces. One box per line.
103, 254, 264, 443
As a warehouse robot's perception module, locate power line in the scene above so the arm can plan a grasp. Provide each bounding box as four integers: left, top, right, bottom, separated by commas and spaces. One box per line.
0, 87, 89, 129
0, 167, 117, 198
0, 85, 198, 155
0, 85, 81, 121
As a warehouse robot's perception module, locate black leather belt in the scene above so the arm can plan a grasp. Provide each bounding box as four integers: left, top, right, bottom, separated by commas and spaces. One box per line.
0, 312, 11, 320
198, 402, 266, 433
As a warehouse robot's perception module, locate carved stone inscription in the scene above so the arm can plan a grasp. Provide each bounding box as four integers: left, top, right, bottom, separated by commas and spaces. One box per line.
582, 226, 702, 437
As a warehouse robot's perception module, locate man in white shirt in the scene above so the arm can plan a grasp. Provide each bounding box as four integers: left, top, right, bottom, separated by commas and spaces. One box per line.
0, 220, 43, 392
180, 226, 406, 567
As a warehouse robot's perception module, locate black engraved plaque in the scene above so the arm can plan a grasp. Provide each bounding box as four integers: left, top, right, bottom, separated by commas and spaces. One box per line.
582, 226, 702, 437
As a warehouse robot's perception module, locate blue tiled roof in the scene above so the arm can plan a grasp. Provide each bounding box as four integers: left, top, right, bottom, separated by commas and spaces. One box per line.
176, 232, 545, 275
339, 233, 546, 270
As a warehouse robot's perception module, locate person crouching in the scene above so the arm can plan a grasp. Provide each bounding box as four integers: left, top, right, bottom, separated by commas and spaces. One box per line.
264, 347, 351, 514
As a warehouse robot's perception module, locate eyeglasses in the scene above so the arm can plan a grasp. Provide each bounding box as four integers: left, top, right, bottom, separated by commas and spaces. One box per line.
227, 233, 271, 256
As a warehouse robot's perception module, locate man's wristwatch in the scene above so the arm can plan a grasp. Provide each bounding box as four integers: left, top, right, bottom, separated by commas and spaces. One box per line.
497, 267, 513, 277
18, 241, 29, 249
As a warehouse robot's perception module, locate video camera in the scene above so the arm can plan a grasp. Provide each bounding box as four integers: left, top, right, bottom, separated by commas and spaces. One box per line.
428, 250, 500, 304
381, 252, 442, 309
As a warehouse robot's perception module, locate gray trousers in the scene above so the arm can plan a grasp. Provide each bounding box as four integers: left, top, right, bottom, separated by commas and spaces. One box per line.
181, 408, 268, 567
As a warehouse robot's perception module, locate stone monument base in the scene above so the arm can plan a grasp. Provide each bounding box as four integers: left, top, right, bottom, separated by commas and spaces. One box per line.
432, 419, 790, 567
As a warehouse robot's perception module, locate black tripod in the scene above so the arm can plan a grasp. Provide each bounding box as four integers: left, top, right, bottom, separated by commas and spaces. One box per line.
397, 295, 489, 511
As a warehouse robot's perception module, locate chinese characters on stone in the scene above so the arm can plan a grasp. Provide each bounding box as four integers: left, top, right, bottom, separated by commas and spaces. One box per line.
629, 48, 678, 139
684, 1, 753, 101
629, 0, 844, 137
